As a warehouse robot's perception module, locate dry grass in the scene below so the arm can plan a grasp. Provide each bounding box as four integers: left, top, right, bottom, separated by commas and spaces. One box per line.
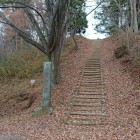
1, 36, 140, 139
113, 30, 140, 93
0, 48, 47, 80
61, 37, 76, 61
114, 29, 140, 57
133, 55, 140, 67
0, 35, 94, 140
0, 36, 82, 117
0, 48, 47, 116
1, 37, 140, 140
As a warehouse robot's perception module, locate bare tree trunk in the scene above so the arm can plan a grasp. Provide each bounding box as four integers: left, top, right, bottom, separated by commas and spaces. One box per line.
51, 43, 61, 85
15, 34, 18, 51
113, 0, 123, 27
50, 28, 65, 84
48, 0, 69, 85
20, 37, 23, 49
130, 0, 138, 32
72, 35, 78, 50
53, 51, 61, 84
126, 27, 130, 51
138, 0, 140, 31
134, 0, 138, 32
130, 0, 133, 28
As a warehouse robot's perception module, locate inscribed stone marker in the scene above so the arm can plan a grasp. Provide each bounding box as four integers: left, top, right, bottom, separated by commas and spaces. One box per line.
42, 62, 52, 109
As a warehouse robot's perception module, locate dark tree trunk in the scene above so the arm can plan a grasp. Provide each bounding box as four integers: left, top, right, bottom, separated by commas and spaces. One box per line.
53, 50, 61, 84
50, 35, 63, 85
72, 35, 78, 50
130, 0, 138, 32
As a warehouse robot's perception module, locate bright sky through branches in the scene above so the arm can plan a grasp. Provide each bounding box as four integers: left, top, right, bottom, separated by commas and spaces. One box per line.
83, 1, 106, 39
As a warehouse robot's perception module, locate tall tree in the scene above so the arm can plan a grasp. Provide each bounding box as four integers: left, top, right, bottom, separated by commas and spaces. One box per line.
94, 0, 131, 34
130, 0, 138, 32
68, 0, 87, 49
0, 0, 87, 84
94, 0, 140, 34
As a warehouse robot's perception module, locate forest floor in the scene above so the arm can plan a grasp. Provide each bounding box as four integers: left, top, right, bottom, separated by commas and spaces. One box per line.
0, 36, 140, 139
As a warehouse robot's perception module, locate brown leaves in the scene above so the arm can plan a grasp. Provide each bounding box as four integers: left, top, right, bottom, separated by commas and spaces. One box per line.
1, 36, 140, 139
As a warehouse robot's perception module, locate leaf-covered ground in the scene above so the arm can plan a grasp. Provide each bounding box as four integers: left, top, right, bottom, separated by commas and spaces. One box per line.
0, 36, 140, 140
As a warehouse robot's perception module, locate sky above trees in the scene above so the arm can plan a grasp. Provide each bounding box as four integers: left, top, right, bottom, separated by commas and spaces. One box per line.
83, 1, 106, 39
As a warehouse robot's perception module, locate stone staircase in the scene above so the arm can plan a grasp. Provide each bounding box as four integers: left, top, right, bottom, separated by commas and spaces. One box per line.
64, 41, 108, 126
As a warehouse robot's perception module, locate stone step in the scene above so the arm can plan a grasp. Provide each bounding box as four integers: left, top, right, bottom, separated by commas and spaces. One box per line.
81, 66, 100, 68
79, 89, 103, 92
81, 79, 102, 81
86, 59, 100, 61
80, 85, 104, 88
82, 77, 101, 79
83, 69, 100, 71
78, 89, 103, 92
86, 62, 100, 64
77, 92, 105, 95
85, 63, 100, 65
84, 67, 100, 68
84, 68, 100, 69
86, 60, 100, 61
73, 95, 106, 99
69, 112, 107, 116
72, 99, 105, 103
83, 68, 100, 70
81, 80, 102, 82
73, 109, 105, 113
79, 85, 104, 88
77, 93, 105, 96
80, 83, 104, 85
73, 103, 105, 107
81, 82, 104, 84
82, 74, 101, 76
69, 118, 106, 121
87, 59, 100, 61
82, 74, 101, 77
83, 70, 100, 72
84, 66, 100, 68
85, 63, 100, 64
82, 76, 101, 78
81, 70, 101, 74
82, 72, 101, 74
82, 75, 101, 77
82, 70, 101, 72
84, 64, 100, 66
73, 107, 106, 112
81, 82, 102, 84
78, 91, 103, 94
66, 122, 107, 126
82, 78, 102, 80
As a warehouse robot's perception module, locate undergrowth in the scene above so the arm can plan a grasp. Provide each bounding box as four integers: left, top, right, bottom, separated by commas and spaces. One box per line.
0, 48, 47, 80
0, 37, 77, 80
61, 37, 76, 60
133, 55, 140, 67
0, 36, 80, 116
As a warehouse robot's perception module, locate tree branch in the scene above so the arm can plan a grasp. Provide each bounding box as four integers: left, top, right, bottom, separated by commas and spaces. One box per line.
0, 1, 49, 35
0, 11, 46, 54
23, 7, 49, 53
